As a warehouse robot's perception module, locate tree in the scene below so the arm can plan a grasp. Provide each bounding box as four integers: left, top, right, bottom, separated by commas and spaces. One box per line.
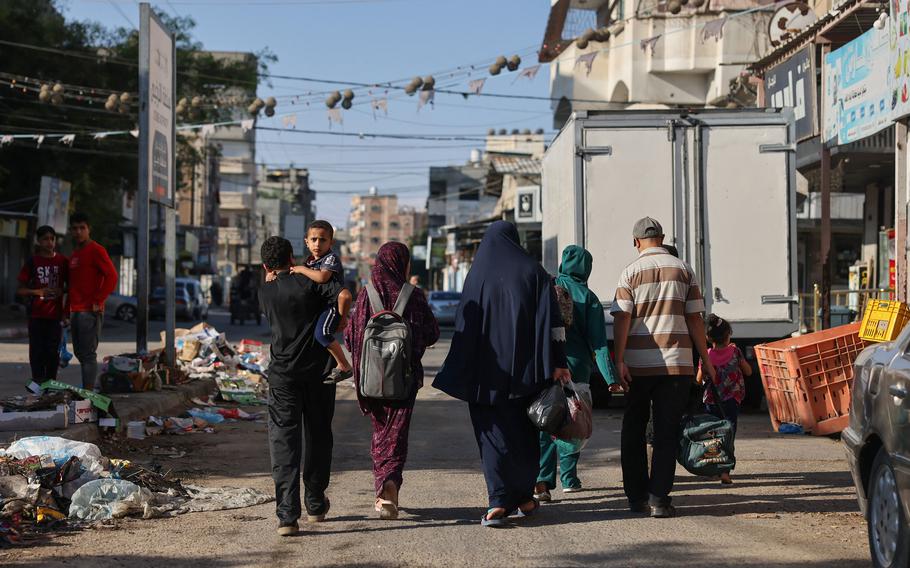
0, 0, 273, 248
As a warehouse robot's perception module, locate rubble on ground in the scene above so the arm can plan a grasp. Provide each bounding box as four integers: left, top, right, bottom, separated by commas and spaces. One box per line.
0, 436, 272, 548
0, 322, 269, 433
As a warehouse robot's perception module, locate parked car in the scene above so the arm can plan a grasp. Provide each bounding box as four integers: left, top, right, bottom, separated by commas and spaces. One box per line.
105, 294, 137, 322
428, 291, 461, 326
150, 286, 195, 320
843, 330, 910, 568
176, 277, 208, 320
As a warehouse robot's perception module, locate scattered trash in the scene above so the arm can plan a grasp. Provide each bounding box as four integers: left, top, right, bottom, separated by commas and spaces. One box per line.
778, 423, 805, 435
69, 479, 153, 520
186, 408, 225, 424
126, 421, 146, 440
0, 435, 274, 544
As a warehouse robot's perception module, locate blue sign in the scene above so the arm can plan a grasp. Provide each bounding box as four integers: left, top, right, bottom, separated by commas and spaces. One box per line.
823, 26, 891, 145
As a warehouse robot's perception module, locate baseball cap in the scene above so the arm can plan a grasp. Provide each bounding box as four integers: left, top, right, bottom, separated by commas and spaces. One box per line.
632, 217, 664, 239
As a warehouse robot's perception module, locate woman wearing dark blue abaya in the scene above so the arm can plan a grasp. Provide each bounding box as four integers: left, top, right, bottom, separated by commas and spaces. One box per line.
433, 221, 570, 527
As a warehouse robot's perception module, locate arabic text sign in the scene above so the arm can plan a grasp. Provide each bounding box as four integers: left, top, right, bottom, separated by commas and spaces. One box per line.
764, 46, 817, 141
824, 26, 891, 145
892, 0, 910, 119
145, 9, 174, 206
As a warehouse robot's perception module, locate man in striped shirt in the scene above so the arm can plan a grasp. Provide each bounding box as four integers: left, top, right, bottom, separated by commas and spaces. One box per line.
611, 216, 715, 518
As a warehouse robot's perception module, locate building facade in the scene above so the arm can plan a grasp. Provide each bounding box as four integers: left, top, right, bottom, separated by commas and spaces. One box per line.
541, 0, 774, 128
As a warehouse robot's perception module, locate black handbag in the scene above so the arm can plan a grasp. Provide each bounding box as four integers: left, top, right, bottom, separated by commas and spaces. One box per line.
527, 382, 568, 435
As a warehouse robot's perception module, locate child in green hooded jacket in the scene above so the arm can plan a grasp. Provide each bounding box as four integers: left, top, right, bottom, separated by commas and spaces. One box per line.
534, 245, 621, 501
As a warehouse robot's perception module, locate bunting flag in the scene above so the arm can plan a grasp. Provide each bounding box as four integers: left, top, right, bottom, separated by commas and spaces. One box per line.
418, 89, 435, 111
468, 78, 485, 95
370, 98, 388, 119
327, 108, 343, 126
130, 129, 139, 138
60, 134, 76, 146
240, 119, 254, 133
576, 52, 598, 77
282, 114, 297, 128
35, 135, 45, 147
0, 135, 13, 147
93, 132, 109, 140
200, 124, 215, 137
702, 17, 726, 42
640, 35, 661, 54
514, 65, 541, 83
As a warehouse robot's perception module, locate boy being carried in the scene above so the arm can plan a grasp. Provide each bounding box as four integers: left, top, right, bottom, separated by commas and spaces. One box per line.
289, 220, 353, 384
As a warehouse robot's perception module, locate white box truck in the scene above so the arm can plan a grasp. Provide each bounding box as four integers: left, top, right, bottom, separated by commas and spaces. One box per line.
542, 109, 798, 404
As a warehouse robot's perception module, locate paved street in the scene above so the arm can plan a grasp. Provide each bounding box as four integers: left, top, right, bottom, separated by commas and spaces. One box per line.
1, 326, 870, 567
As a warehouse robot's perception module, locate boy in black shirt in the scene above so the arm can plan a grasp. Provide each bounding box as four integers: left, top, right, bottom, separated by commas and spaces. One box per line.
287, 220, 353, 384
259, 236, 352, 537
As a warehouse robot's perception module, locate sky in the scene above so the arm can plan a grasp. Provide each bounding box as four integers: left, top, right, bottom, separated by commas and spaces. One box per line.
58, 0, 556, 228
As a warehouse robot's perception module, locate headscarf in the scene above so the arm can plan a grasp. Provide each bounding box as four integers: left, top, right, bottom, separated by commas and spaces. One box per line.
557, 245, 593, 307
432, 221, 561, 405
555, 245, 617, 385
345, 242, 440, 413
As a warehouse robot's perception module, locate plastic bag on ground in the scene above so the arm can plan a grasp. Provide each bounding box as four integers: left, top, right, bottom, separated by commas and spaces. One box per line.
527, 383, 568, 435
555, 382, 593, 453
2, 436, 105, 476
68, 479, 154, 521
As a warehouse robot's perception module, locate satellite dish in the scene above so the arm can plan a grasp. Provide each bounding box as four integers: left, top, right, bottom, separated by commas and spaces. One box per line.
769, 2, 816, 48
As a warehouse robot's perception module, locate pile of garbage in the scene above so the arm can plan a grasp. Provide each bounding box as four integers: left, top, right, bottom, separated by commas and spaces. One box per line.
0, 382, 114, 433
0, 436, 272, 547
172, 324, 268, 404
139, 402, 263, 438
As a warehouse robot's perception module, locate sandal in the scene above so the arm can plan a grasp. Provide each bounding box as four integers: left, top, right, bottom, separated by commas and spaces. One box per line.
513, 499, 540, 518
323, 368, 353, 385
375, 498, 398, 520
480, 508, 508, 528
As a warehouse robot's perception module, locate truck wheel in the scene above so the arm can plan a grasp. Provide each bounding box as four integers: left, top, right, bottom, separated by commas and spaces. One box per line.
868, 448, 910, 568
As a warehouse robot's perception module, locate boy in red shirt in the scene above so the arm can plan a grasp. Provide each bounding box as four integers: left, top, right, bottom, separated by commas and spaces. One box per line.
67, 212, 118, 390
17, 225, 68, 380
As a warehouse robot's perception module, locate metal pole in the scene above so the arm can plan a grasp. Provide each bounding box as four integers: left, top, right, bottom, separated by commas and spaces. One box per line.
896, 121, 908, 302
813, 283, 820, 332
820, 43, 832, 329
165, 207, 176, 366
136, 3, 151, 354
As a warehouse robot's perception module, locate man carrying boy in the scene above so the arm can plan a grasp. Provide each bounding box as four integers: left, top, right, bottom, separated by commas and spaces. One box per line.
286, 220, 353, 383
17, 226, 68, 381
67, 212, 118, 391
259, 236, 352, 537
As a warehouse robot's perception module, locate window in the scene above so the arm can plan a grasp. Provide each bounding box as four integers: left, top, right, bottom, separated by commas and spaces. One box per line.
390, 221, 400, 228
371, 205, 382, 213
459, 185, 480, 201
371, 237, 380, 244
430, 180, 446, 197
371, 222, 380, 228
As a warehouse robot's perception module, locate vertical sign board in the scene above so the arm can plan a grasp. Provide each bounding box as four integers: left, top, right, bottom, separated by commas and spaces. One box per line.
823, 26, 891, 145
138, 4, 176, 361
763, 47, 818, 141
37, 176, 72, 234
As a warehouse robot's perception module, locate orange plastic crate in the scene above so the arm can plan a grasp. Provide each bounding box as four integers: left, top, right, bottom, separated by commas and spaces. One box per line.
754, 323, 867, 436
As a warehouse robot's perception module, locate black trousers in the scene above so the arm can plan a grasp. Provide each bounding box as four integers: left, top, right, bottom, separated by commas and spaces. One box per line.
29, 318, 61, 381
268, 373, 336, 524
469, 397, 539, 511
621, 374, 691, 507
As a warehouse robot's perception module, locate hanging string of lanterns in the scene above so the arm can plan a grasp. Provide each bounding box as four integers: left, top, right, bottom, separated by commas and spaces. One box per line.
488, 55, 521, 76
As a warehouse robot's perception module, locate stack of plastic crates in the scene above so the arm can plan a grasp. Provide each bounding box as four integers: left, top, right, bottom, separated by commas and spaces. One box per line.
859, 300, 910, 343
754, 323, 867, 435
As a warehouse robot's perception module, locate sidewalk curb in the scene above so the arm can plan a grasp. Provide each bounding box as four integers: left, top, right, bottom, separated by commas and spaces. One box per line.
0, 378, 218, 445
0, 327, 28, 340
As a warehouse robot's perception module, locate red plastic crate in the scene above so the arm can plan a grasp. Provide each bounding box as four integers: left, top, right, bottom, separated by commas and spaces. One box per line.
754, 323, 867, 436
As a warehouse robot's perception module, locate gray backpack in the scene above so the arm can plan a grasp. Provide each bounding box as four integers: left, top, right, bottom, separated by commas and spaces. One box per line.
358, 282, 415, 400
